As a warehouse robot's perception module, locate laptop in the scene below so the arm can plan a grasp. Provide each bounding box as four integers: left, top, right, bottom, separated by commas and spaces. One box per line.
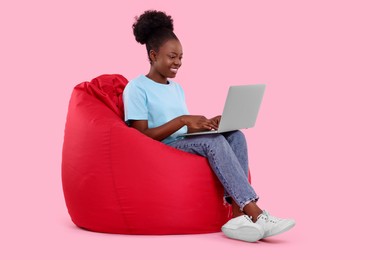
181, 84, 266, 136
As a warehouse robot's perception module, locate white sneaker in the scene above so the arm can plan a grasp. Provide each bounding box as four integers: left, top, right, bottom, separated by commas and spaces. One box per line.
256, 210, 296, 239
221, 215, 265, 242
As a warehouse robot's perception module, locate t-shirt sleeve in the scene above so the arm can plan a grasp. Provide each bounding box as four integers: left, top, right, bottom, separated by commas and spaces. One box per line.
123, 82, 148, 121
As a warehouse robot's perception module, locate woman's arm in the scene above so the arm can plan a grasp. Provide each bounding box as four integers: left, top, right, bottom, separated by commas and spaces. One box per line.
129, 115, 219, 141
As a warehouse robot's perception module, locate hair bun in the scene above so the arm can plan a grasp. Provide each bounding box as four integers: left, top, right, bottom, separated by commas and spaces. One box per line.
132, 10, 174, 45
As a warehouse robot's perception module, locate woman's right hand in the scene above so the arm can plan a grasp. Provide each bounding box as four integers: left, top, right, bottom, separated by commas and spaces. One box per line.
181, 115, 218, 133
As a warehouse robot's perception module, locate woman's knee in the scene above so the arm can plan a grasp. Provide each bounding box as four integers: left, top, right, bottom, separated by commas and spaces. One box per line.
234, 130, 245, 139
210, 134, 228, 144
202, 134, 230, 150
227, 130, 247, 145
188, 134, 227, 149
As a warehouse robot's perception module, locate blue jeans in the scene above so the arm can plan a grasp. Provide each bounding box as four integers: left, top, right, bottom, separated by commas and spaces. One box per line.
168, 130, 259, 210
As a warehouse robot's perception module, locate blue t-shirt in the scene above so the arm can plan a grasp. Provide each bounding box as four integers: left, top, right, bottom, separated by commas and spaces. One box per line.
123, 75, 189, 144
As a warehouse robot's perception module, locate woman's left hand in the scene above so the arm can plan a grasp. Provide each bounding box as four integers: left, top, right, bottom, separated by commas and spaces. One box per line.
210, 115, 221, 129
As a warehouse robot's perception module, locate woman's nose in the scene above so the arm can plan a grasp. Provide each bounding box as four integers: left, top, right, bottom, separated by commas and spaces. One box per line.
174, 58, 181, 66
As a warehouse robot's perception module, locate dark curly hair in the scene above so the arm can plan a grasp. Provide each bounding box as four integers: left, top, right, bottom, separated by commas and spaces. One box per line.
132, 10, 179, 64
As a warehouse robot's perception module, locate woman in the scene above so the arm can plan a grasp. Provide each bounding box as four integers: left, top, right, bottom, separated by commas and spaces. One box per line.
123, 10, 295, 242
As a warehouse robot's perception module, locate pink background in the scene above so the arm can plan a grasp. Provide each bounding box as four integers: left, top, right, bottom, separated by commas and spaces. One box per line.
1, 0, 389, 259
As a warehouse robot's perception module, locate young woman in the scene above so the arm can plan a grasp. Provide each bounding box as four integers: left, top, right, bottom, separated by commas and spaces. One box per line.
123, 10, 295, 242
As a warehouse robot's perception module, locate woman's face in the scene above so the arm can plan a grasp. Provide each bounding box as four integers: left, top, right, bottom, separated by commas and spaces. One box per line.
152, 39, 183, 80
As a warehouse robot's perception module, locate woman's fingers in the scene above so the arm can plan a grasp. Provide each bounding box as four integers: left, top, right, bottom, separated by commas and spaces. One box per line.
188, 115, 220, 131
209, 116, 220, 129
209, 121, 218, 130
204, 120, 218, 130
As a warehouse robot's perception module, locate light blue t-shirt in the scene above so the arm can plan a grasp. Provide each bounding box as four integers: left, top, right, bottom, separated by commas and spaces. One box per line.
123, 75, 189, 144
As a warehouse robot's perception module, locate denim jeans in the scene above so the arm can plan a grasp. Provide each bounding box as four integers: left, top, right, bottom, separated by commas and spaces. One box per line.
167, 130, 259, 210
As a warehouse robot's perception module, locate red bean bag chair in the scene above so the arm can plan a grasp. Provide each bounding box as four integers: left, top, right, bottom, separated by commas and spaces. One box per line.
62, 74, 231, 234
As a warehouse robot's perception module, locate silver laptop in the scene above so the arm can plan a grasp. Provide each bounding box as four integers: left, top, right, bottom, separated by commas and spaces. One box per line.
181, 84, 266, 136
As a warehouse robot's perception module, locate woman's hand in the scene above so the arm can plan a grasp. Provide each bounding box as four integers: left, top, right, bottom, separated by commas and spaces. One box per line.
210, 115, 221, 128
181, 115, 219, 133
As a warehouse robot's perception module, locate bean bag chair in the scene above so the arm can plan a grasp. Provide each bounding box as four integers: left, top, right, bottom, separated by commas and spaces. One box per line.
62, 74, 232, 234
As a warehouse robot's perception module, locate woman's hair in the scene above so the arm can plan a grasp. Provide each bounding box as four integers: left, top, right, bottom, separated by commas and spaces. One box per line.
132, 10, 178, 63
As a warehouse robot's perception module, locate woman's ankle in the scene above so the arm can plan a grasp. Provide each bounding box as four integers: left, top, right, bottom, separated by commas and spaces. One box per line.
232, 201, 245, 218
232, 211, 245, 218
243, 202, 263, 221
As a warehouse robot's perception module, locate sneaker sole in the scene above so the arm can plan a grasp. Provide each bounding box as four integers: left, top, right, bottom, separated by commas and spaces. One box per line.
263, 221, 296, 239
222, 226, 264, 243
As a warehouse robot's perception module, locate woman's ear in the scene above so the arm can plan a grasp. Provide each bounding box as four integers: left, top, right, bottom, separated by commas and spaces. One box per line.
149, 50, 157, 63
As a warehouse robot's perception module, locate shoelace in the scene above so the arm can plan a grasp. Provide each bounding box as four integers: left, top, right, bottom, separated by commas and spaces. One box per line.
258, 210, 281, 223
243, 215, 253, 222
